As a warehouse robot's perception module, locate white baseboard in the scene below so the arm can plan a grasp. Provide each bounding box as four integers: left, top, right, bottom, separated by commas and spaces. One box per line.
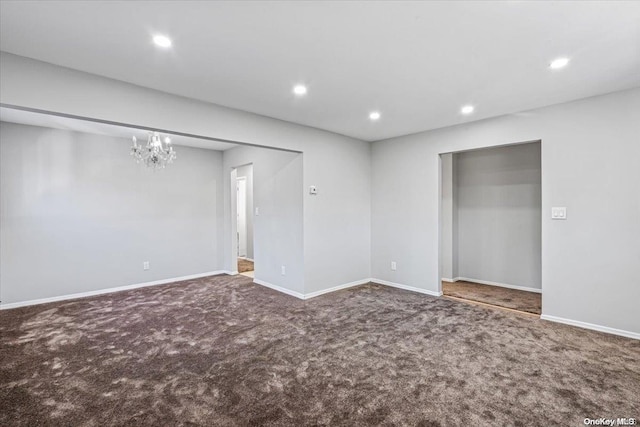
371, 278, 442, 297
441, 277, 456, 283
304, 278, 371, 299
0, 270, 227, 310
6, 272, 634, 342
237, 257, 254, 262
252, 279, 305, 300
252, 277, 441, 300
452, 277, 542, 294
225, 270, 239, 276
540, 314, 639, 340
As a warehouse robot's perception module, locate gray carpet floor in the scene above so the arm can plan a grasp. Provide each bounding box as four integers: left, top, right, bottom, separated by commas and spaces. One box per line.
1, 274, 638, 426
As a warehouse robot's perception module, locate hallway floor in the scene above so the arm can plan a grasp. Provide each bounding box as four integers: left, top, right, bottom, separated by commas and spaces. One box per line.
442, 280, 541, 315
238, 258, 254, 274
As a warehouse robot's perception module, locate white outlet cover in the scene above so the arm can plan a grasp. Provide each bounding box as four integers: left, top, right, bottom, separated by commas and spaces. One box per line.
551, 207, 567, 220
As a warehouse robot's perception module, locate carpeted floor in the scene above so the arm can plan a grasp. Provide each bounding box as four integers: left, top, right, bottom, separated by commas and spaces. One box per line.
443, 280, 542, 315
1, 275, 638, 426
237, 258, 254, 273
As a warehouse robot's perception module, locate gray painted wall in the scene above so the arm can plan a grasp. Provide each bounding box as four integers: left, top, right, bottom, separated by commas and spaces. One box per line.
0, 122, 223, 304
235, 164, 254, 260
372, 88, 640, 334
0, 52, 372, 296
1, 52, 637, 336
439, 153, 456, 280
223, 146, 304, 295
454, 142, 541, 289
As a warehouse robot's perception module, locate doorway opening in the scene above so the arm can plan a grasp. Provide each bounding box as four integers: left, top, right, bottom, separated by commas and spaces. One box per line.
235, 164, 254, 278
439, 141, 542, 316
226, 148, 303, 295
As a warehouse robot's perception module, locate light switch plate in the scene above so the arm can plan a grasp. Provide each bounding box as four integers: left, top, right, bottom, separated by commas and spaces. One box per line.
551, 207, 567, 220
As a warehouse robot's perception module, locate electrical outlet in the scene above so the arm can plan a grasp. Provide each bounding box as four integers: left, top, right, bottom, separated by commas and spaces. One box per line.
143, 261, 150, 270
391, 261, 397, 271
551, 207, 567, 220
255, 207, 260, 216
281, 265, 286, 275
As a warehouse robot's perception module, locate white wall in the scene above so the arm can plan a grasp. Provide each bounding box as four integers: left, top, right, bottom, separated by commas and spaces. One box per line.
439, 153, 455, 280
454, 142, 541, 289
223, 146, 304, 295
0, 122, 223, 305
3, 52, 636, 337
0, 52, 372, 296
235, 164, 254, 260
372, 88, 640, 335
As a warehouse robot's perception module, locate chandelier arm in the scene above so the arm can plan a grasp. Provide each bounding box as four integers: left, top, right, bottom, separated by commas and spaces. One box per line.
130, 131, 176, 169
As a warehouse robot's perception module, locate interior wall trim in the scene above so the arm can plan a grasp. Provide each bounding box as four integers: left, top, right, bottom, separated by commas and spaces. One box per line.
257, 277, 443, 299
252, 278, 305, 299
451, 277, 542, 294
0, 271, 227, 310
4, 272, 636, 341
304, 278, 371, 299
540, 314, 639, 340
371, 278, 443, 297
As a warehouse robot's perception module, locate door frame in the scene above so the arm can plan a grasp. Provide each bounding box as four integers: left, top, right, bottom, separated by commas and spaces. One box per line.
437, 139, 543, 312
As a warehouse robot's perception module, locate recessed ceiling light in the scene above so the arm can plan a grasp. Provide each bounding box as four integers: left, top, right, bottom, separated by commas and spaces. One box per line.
549, 57, 570, 69
293, 84, 307, 96
153, 35, 172, 48
461, 105, 475, 115
369, 111, 381, 121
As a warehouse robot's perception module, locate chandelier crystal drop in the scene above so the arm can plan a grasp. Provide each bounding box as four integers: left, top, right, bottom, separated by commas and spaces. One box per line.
130, 131, 176, 169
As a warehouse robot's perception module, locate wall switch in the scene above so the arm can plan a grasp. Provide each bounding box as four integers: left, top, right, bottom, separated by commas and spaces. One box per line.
309, 185, 318, 195
281, 265, 286, 275
255, 207, 260, 216
143, 261, 150, 270
551, 207, 567, 220
391, 261, 397, 271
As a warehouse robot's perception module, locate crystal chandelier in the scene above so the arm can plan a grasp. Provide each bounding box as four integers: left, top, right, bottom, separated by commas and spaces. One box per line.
130, 131, 177, 169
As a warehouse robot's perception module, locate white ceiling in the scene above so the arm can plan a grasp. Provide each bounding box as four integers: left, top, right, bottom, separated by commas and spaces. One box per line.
1, 1, 639, 141
0, 107, 238, 151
